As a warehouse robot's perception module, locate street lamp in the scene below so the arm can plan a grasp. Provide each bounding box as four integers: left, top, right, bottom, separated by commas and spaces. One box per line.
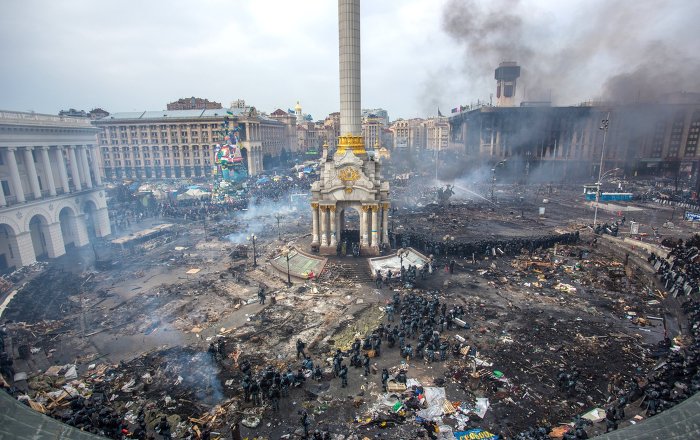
593, 113, 611, 228
428, 213, 438, 235
490, 160, 506, 203
247, 234, 258, 267
281, 246, 292, 286
443, 234, 455, 256
275, 213, 282, 240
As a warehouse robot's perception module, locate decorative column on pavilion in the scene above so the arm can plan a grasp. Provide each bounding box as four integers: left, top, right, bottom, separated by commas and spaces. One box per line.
370, 204, 379, 247
329, 205, 337, 246
311, 202, 319, 245
382, 202, 390, 244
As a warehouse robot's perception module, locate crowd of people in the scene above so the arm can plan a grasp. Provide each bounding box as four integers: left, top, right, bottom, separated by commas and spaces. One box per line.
649, 236, 700, 297
105, 171, 312, 228
390, 230, 580, 259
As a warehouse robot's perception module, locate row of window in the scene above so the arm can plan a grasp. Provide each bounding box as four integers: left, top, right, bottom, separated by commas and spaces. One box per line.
103, 159, 211, 167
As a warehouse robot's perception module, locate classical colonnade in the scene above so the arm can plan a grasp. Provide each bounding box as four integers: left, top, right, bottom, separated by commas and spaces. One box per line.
310, 202, 390, 249
0, 145, 101, 207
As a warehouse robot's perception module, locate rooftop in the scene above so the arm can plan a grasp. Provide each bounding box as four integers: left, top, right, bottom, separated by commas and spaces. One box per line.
0, 110, 94, 128
94, 108, 284, 125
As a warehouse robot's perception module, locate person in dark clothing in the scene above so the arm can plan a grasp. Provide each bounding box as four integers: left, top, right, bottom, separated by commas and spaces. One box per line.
296, 339, 306, 359
381, 368, 389, 392
269, 385, 280, 411
250, 379, 261, 406
300, 410, 311, 438
314, 365, 323, 381
207, 343, 218, 362
363, 354, 370, 376
241, 376, 251, 402
155, 416, 171, 440
339, 364, 348, 387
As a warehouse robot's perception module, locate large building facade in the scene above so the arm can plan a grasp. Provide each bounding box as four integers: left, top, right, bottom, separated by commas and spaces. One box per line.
93, 107, 291, 179
450, 94, 700, 182
448, 95, 700, 185
0, 111, 110, 271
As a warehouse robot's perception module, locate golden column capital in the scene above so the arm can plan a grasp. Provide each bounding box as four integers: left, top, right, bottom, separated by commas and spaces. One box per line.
311, 202, 319, 209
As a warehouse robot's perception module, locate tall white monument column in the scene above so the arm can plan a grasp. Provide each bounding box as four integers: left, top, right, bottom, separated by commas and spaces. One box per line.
54, 147, 70, 194
320, 206, 328, 246
6, 148, 25, 203
23, 147, 42, 199
338, 0, 362, 136
39, 147, 56, 196
311, 203, 320, 245
329, 206, 337, 246
370, 205, 379, 247
68, 146, 82, 191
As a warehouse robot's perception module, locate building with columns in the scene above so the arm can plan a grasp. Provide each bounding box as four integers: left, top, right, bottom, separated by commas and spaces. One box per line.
93, 107, 288, 179
309, 0, 390, 256
0, 110, 110, 272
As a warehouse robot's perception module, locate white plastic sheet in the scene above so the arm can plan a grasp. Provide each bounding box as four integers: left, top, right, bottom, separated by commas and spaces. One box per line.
416, 387, 446, 421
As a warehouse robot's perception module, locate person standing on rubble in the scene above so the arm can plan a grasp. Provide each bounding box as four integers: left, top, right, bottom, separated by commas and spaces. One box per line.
269, 384, 281, 411
386, 303, 394, 322
258, 285, 266, 304
208, 343, 218, 363
217, 338, 226, 359
300, 409, 311, 438
363, 353, 371, 376
381, 368, 389, 392
339, 363, 348, 387
249, 378, 261, 406
155, 416, 171, 440
375, 269, 383, 289
241, 376, 251, 402
296, 338, 306, 359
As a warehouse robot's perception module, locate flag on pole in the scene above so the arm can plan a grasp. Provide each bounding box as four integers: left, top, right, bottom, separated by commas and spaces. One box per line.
451, 107, 460, 113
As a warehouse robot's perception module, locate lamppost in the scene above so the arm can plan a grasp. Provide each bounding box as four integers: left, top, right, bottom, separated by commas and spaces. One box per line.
443, 234, 455, 256
490, 160, 506, 203
281, 246, 292, 286
435, 144, 440, 182
593, 113, 611, 228
247, 233, 258, 267
275, 213, 282, 240
428, 213, 438, 235
397, 247, 409, 269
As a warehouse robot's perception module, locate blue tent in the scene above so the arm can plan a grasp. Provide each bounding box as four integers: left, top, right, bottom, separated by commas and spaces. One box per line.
256, 176, 270, 184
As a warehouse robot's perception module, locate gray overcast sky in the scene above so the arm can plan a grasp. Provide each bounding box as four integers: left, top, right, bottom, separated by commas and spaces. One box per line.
1, 0, 697, 120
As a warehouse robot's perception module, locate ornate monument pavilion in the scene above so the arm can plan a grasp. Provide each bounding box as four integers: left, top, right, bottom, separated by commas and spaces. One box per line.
310, 0, 390, 256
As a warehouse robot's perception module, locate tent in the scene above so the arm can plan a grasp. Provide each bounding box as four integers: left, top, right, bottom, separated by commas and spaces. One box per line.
177, 188, 211, 200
